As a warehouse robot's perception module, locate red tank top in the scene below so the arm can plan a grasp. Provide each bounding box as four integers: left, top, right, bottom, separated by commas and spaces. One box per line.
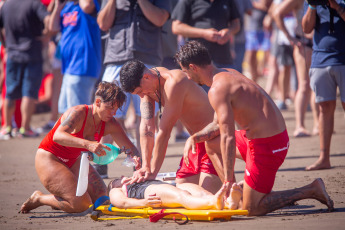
39, 105, 105, 167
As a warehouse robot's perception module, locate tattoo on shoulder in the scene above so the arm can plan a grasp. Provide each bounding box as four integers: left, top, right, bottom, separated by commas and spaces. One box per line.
61, 109, 80, 130
141, 102, 154, 119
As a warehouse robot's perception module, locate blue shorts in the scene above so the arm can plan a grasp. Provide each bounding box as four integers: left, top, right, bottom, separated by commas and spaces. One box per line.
246, 30, 271, 51
310, 65, 345, 103
5, 59, 43, 100
102, 63, 159, 119
58, 74, 97, 113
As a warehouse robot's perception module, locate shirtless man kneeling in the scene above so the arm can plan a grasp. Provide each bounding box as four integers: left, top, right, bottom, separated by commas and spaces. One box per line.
119, 60, 225, 194
174, 40, 334, 216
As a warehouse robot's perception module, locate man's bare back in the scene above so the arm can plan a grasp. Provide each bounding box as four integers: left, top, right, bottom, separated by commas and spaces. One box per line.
210, 69, 286, 139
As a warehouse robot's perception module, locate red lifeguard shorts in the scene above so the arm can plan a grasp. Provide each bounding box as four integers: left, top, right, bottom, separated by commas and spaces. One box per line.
236, 129, 289, 194
176, 142, 218, 178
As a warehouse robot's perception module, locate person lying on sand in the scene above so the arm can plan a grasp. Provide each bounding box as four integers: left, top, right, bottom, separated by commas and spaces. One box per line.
108, 176, 243, 210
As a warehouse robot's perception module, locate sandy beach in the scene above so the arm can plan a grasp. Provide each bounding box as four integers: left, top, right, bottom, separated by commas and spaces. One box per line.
0, 99, 344, 230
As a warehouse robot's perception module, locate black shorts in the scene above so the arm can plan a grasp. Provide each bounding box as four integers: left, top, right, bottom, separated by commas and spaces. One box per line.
126, 180, 167, 199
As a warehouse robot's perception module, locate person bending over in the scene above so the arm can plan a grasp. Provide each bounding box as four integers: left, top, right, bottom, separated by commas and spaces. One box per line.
108, 177, 243, 210
20, 82, 140, 213
119, 60, 223, 194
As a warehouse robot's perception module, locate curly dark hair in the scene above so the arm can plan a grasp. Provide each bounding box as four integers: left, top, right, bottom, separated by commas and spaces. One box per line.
120, 60, 146, 93
175, 40, 212, 69
95, 81, 126, 109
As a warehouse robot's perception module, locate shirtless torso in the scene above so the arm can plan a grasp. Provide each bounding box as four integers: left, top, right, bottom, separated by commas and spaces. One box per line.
210, 68, 286, 139
175, 40, 334, 216
129, 66, 222, 193
155, 68, 214, 135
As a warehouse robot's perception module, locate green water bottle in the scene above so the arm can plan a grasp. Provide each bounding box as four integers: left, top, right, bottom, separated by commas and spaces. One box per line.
88, 143, 123, 165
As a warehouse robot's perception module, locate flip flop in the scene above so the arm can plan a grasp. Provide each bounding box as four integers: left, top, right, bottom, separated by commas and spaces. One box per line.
294, 131, 311, 138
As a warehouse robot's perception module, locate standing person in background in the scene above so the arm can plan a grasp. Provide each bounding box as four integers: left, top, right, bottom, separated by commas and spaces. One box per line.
38, 37, 64, 132
273, 0, 319, 137
245, 0, 272, 82
50, 0, 102, 115
38, 0, 64, 133
302, 0, 345, 170
96, 0, 170, 178
0, 0, 50, 139
171, 0, 240, 92
0, 2, 23, 138
43, 1, 64, 132
161, 0, 189, 142
270, 0, 295, 111
233, 0, 253, 73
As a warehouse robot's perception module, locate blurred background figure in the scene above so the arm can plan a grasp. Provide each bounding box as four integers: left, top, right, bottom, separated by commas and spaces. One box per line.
302, 0, 345, 170
50, 0, 102, 116
244, 0, 272, 82
37, 0, 64, 134
96, 0, 170, 178
232, 0, 253, 73
37, 36, 63, 133
272, 0, 319, 137
270, 0, 295, 111
171, 0, 240, 91
0, 0, 50, 139
161, 0, 189, 142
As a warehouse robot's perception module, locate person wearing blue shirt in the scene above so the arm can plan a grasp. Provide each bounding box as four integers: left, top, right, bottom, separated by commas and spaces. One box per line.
302, 0, 345, 170
50, 0, 102, 114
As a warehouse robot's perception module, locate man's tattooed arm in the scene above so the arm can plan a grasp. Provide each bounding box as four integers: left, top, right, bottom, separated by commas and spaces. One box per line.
193, 121, 220, 143
139, 99, 156, 171
140, 101, 156, 138
141, 101, 154, 120
193, 112, 220, 143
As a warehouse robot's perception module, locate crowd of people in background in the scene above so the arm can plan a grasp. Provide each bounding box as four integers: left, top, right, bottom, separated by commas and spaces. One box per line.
0, 0, 344, 176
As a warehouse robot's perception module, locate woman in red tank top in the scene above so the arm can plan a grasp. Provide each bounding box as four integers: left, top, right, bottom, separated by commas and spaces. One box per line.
20, 82, 140, 214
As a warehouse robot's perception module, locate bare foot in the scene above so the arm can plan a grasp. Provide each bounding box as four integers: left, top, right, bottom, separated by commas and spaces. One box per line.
214, 183, 227, 210
237, 180, 244, 188
305, 159, 331, 171
293, 128, 311, 138
20, 191, 43, 213
311, 178, 334, 212
312, 127, 319, 136
226, 183, 243, 210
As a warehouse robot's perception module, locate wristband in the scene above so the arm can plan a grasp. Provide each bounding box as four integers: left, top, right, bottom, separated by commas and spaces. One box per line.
309, 5, 316, 10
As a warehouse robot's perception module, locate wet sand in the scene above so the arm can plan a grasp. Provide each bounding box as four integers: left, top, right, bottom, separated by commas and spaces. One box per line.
0, 100, 344, 230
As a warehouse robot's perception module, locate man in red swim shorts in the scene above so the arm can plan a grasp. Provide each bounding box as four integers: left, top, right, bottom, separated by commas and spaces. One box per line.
120, 60, 222, 194
175, 41, 334, 216
176, 142, 218, 180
